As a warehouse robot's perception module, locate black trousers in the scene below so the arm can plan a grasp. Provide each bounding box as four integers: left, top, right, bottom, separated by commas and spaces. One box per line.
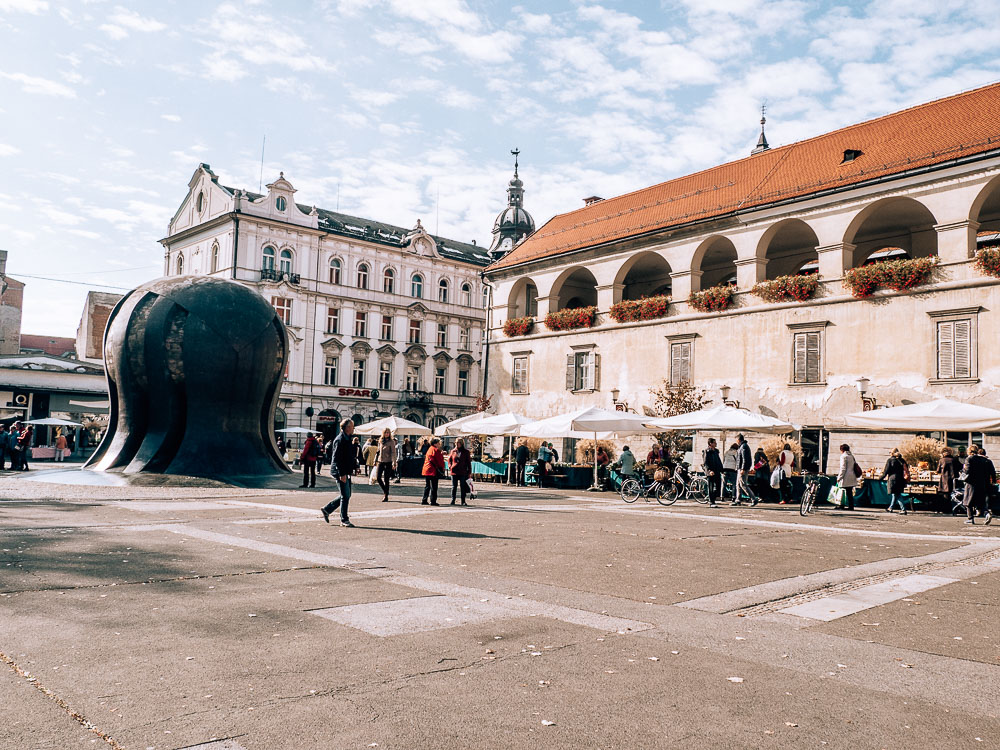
536, 460, 547, 488
302, 461, 316, 486
708, 472, 722, 502
377, 462, 392, 497
422, 475, 439, 504
451, 476, 469, 504
843, 486, 855, 510
515, 462, 526, 486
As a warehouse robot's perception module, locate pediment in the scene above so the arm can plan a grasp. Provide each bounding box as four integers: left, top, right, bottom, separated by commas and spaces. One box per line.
377, 344, 398, 358
321, 336, 345, 351
351, 340, 373, 355
405, 344, 427, 362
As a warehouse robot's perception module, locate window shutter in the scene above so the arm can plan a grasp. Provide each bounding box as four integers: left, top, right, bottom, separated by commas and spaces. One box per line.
672, 342, 691, 385
954, 319, 971, 378
937, 322, 955, 379
593, 353, 601, 391
566, 354, 575, 390
805, 332, 821, 383
793, 333, 807, 383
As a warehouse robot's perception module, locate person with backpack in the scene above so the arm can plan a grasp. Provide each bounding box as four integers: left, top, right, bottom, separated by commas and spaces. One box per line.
882, 448, 910, 514
299, 431, 320, 488
836, 443, 861, 510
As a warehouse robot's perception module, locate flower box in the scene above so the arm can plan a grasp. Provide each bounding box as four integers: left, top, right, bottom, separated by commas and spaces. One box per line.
608, 294, 671, 323
503, 316, 534, 337
843, 256, 937, 299
544, 306, 597, 331
688, 285, 734, 313
974, 246, 1000, 278
750, 274, 819, 303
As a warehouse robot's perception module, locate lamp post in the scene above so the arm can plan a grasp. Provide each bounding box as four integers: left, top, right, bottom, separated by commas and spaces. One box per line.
610, 388, 631, 412
856, 377, 877, 411
720, 384, 740, 409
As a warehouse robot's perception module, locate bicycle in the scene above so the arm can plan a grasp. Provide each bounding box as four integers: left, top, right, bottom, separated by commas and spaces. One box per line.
620, 468, 672, 506
799, 473, 825, 515
662, 463, 710, 504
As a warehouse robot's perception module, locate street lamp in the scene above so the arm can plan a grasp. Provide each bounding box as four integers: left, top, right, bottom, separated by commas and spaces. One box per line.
610, 388, 629, 412
720, 384, 740, 409
856, 377, 877, 411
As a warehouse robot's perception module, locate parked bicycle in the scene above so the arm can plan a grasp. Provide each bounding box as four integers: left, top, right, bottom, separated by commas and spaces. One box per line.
620, 467, 672, 506
662, 462, 710, 504
799, 472, 826, 515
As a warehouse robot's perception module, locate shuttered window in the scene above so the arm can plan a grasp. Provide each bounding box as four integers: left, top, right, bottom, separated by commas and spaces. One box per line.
937, 320, 972, 379
792, 332, 821, 384
670, 342, 692, 386
567, 351, 599, 391
513, 357, 529, 394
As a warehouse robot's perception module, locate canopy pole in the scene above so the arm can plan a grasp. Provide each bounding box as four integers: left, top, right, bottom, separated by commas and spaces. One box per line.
589, 430, 601, 491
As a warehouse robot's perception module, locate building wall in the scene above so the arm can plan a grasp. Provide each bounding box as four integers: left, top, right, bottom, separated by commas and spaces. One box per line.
0, 276, 24, 357
75, 291, 122, 362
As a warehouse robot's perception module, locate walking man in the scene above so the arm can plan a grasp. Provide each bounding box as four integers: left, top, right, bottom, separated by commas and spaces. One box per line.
321, 419, 358, 527
514, 439, 529, 486
703, 438, 723, 508
300, 432, 319, 488
734, 433, 754, 506
962, 445, 995, 525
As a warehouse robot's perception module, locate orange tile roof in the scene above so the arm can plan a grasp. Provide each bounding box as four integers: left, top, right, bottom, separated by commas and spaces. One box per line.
20, 334, 76, 357
489, 82, 1000, 272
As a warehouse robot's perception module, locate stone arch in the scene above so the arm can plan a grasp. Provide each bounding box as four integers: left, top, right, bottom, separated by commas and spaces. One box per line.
317, 408, 340, 440
757, 218, 820, 279
507, 276, 539, 318
382, 265, 396, 293
843, 196, 938, 267
615, 251, 673, 300
692, 235, 737, 288
970, 174, 1000, 241
550, 266, 598, 310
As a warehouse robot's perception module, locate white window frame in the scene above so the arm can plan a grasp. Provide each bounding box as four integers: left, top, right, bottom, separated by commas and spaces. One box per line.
272, 296, 291, 325
438, 278, 449, 303
354, 311, 367, 338
459, 326, 470, 350
351, 358, 366, 388
379, 360, 392, 390
785, 323, 826, 387
357, 263, 370, 290
326, 307, 339, 334
380, 314, 393, 341
408, 319, 421, 344
434, 367, 446, 394
323, 356, 338, 386
512, 354, 529, 395
458, 369, 469, 396
928, 307, 980, 383
411, 274, 423, 298
329, 258, 341, 284
383, 268, 395, 293
436, 323, 447, 348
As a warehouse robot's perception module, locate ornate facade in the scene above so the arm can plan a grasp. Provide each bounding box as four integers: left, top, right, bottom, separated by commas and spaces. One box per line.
161, 166, 490, 438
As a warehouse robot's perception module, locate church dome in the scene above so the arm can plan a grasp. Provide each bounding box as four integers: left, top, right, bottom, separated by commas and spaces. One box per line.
493, 205, 535, 235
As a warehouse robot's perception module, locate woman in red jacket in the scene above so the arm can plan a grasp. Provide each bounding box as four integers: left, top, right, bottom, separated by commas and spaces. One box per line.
421, 437, 445, 506
449, 437, 472, 506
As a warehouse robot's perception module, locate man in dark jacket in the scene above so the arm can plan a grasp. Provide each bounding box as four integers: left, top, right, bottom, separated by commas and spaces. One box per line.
321, 420, 358, 527
514, 440, 530, 486
300, 432, 319, 488
963, 445, 996, 525
734, 433, 755, 506
703, 438, 724, 508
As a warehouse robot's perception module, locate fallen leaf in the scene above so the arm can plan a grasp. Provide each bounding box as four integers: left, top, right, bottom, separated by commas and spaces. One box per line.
785, 722, 798, 727
727, 677, 744, 683
541, 720, 556, 726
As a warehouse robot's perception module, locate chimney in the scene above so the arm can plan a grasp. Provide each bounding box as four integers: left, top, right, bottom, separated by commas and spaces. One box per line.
583, 196, 604, 207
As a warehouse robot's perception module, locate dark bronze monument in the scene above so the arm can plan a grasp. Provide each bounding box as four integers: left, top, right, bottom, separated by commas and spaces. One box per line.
86, 276, 290, 480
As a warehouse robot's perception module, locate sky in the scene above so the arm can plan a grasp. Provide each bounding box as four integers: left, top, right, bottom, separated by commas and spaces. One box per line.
1, 0, 999, 338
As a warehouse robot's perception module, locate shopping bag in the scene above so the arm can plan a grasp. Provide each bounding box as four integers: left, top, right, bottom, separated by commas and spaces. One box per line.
770, 466, 783, 489
369, 465, 378, 485
467, 479, 477, 499
830, 486, 847, 506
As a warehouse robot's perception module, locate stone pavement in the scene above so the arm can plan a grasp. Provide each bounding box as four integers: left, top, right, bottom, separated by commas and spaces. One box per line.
2, 469, 999, 749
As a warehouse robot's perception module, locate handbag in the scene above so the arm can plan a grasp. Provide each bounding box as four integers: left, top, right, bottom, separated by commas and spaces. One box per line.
368, 465, 379, 485
770, 466, 783, 489
653, 467, 670, 482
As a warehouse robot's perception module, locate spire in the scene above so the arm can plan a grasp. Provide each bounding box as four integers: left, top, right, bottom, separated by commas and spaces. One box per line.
751, 104, 770, 155
506, 147, 524, 208
511, 147, 520, 177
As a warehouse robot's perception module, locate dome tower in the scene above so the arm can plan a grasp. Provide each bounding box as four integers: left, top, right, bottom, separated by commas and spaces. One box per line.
489, 148, 535, 261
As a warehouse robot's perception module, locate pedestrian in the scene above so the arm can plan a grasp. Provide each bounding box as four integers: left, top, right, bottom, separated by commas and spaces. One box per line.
299, 431, 320, 488
961, 445, 995, 525
320, 419, 358, 527
276, 435, 285, 456
0, 424, 8, 470
882, 448, 910, 514
394, 436, 404, 483
536, 440, 552, 488
549, 442, 559, 463
16, 424, 32, 471
376, 428, 397, 502
54, 431, 68, 463
8, 423, 22, 471
646, 443, 663, 470
514, 439, 529, 486
419, 437, 431, 457
722, 443, 738, 500
835, 443, 859, 510
449, 437, 472, 506
703, 437, 723, 508
315, 435, 325, 474
363, 436, 379, 477
352, 436, 363, 475
596, 444, 611, 490
776, 443, 794, 504
325, 436, 335, 475
618, 445, 637, 479
421, 437, 445, 505
937, 447, 958, 513
753, 447, 771, 501
734, 433, 755, 506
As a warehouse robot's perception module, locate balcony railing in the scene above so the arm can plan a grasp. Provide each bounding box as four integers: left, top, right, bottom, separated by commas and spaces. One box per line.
260, 268, 301, 284
401, 390, 432, 407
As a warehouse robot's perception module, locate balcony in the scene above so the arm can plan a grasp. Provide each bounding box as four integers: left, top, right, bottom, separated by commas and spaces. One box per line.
260, 268, 301, 284
401, 390, 432, 407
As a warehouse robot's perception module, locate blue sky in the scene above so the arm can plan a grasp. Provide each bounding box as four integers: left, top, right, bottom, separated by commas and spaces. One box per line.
1, 0, 999, 337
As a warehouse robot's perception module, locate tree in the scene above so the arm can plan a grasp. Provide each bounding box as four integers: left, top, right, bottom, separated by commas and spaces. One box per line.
647, 380, 711, 455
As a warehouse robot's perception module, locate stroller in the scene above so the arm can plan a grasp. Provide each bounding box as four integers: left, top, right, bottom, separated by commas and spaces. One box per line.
952, 475, 997, 520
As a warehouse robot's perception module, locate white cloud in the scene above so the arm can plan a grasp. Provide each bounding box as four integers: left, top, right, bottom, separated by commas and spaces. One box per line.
100, 24, 129, 40
0, 143, 20, 157
0, 72, 76, 98
107, 6, 166, 33
161, 114, 181, 122
0, 0, 48, 12
67, 228, 101, 239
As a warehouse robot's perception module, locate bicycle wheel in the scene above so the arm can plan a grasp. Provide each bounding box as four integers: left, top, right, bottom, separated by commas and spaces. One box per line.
620, 479, 641, 503
799, 484, 815, 516
688, 476, 710, 503
654, 481, 677, 506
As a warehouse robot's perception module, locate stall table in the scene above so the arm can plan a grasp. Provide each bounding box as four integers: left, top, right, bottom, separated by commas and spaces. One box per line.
30, 446, 71, 460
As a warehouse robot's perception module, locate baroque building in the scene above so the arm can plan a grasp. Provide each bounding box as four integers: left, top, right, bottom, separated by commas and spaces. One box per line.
485, 82, 1000, 470
161, 167, 490, 438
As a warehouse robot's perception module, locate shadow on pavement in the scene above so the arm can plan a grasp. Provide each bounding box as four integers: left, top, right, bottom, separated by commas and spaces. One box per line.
357, 526, 518, 540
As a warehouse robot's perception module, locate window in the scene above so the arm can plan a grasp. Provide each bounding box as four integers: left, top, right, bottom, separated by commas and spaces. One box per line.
937, 320, 972, 379
380, 314, 393, 341
436, 324, 447, 347
458, 369, 469, 396
272, 296, 291, 325
276, 195, 287, 211
513, 356, 529, 394
279, 248, 293, 275
411, 274, 423, 298
406, 365, 421, 391
670, 342, 692, 386
326, 307, 339, 334
357, 263, 369, 289
383, 268, 395, 293
210, 243, 219, 273
351, 358, 366, 387
792, 331, 822, 384
262, 246, 276, 270
483, 288, 489, 308
434, 367, 446, 394
354, 311, 367, 338
567, 350, 599, 391
461, 283, 472, 306
176, 253, 184, 275
329, 258, 341, 284
324, 356, 338, 386
438, 278, 450, 303
408, 319, 421, 344
196, 191, 205, 212
379, 360, 392, 390
459, 327, 470, 350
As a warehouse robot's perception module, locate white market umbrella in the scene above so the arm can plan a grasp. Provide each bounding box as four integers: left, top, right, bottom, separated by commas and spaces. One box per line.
26, 417, 83, 427
354, 415, 432, 436
460, 413, 537, 484
644, 404, 797, 434
435, 413, 485, 437
843, 398, 1000, 432
520, 407, 659, 490
276, 427, 313, 434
